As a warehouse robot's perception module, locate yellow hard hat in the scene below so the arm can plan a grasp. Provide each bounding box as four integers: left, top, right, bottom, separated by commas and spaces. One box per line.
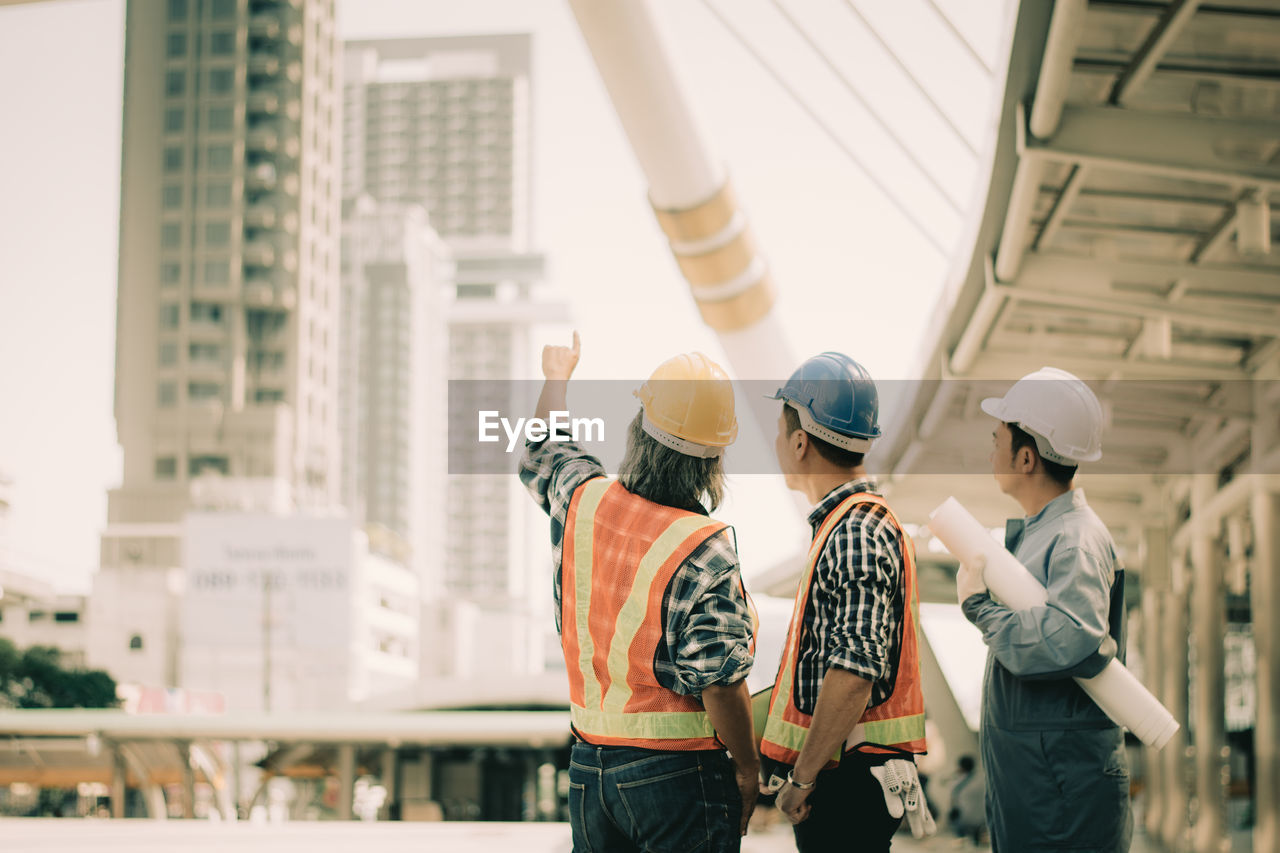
634, 352, 738, 457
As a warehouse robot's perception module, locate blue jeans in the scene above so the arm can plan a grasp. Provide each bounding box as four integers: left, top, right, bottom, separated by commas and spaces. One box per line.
568, 742, 742, 853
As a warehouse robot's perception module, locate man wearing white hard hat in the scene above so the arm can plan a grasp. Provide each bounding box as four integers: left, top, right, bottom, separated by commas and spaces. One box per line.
957, 367, 1132, 852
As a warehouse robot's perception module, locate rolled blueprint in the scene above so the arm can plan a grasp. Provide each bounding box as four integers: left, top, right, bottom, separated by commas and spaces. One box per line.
928, 497, 1180, 750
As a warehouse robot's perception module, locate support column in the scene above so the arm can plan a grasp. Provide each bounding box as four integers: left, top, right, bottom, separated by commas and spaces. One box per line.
110, 744, 127, 819
336, 744, 355, 821
1161, 555, 1190, 849
1191, 476, 1227, 853
180, 741, 196, 819
1252, 488, 1279, 853
1141, 523, 1171, 838
230, 740, 243, 820
378, 748, 398, 821
1141, 584, 1166, 836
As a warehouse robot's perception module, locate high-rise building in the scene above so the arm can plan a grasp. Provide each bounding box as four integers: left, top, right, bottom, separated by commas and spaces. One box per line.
91, 0, 342, 687
338, 196, 452, 591
342, 35, 564, 621
342, 34, 531, 252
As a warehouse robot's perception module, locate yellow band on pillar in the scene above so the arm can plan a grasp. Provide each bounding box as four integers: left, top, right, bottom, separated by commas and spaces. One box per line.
651, 182, 738, 244
695, 275, 776, 332
675, 228, 757, 286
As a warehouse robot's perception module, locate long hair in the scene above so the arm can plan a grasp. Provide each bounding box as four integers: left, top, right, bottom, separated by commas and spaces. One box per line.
617, 410, 726, 512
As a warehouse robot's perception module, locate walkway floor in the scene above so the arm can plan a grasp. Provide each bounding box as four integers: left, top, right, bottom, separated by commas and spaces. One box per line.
0, 817, 1249, 851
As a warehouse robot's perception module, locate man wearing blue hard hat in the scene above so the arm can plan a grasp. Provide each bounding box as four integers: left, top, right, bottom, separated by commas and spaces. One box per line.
758, 353, 934, 851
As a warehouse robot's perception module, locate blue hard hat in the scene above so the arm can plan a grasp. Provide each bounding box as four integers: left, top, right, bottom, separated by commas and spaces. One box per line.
768, 352, 881, 452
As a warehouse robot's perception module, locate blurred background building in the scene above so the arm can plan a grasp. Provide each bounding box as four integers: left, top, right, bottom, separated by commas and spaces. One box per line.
87, 0, 369, 707
3, 0, 1277, 846
338, 196, 452, 598
342, 34, 565, 681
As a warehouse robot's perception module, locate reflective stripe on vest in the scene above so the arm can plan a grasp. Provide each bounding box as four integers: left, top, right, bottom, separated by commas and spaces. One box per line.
562, 477, 729, 750
761, 492, 927, 767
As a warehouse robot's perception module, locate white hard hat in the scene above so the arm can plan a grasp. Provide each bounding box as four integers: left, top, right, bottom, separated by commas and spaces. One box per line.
980, 367, 1104, 464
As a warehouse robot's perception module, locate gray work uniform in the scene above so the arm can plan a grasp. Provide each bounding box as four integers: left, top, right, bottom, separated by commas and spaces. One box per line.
961, 489, 1133, 853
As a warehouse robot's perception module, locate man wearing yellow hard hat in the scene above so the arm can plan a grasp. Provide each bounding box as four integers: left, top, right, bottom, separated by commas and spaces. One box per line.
519, 333, 759, 852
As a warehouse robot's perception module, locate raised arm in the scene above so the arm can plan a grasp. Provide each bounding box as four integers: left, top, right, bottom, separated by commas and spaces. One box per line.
535, 330, 580, 422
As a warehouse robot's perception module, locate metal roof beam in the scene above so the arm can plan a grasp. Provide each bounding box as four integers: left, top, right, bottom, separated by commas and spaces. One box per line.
970, 349, 1250, 381
1089, 1, 1280, 23
1109, 0, 1204, 106
1023, 106, 1280, 191
1031, 0, 1088, 139
1075, 59, 1280, 92
949, 256, 1008, 375
1033, 164, 1088, 250
998, 282, 1280, 337
1018, 251, 1280, 297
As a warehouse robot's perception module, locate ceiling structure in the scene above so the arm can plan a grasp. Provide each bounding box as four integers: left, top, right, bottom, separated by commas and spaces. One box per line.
874, 0, 1280, 565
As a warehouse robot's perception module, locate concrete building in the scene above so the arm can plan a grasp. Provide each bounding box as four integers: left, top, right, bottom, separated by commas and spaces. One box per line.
0, 569, 89, 669
341, 35, 566, 678
91, 0, 342, 687
338, 196, 452, 594
179, 512, 418, 712
0, 475, 91, 669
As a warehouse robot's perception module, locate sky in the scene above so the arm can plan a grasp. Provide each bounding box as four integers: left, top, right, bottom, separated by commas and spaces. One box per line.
0, 0, 1010, 592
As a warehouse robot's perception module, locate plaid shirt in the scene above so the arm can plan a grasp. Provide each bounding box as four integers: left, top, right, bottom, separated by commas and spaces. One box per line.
793, 479, 905, 715
519, 438, 753, 696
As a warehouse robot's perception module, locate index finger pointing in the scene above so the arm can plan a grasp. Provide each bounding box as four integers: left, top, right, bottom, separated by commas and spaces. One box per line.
571, 330, 580, 354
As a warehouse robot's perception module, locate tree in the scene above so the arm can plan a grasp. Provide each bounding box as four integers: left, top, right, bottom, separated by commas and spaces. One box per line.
0, 638, 118, 709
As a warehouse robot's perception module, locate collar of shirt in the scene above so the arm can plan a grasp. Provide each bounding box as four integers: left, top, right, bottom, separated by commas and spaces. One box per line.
1004, 488, 1089, 552
806, 478, 880, 532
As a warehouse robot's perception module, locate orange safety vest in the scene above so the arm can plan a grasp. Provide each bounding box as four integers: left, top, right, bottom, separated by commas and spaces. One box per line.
561, 477, 743, 750
760, 492, 927, 767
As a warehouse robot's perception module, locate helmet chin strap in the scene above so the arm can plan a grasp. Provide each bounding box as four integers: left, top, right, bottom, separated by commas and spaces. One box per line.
641, 413, 724, 458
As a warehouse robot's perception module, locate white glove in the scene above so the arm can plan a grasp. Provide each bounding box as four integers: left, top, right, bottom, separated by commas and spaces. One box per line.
869, 759, 937, 839
955, 554, 988, 604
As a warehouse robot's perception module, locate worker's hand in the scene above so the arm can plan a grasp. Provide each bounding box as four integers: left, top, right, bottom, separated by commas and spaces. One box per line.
541, 331, 580, 381
734, 764, 759, 836
775, 778, 814, 825
870, 759, 937, 839
956, 554, 988, 604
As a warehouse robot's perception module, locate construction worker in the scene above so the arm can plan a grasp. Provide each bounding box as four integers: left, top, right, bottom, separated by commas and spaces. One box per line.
958, 367, 1132, 852
519, 333, 759, 853
760, 352, 934, 851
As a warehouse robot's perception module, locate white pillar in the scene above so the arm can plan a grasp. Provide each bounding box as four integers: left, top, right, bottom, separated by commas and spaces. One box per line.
1141, 523, 1170, 837
378, 748, 398, 821
336, 744, 356, 821
230, 740, 243, 820
1141, 584, 1165, 836
1252, 487, 1279, 853
1191, 477, 1227, 853
110, 744, 127, 819
1161, 555, 1190, 849
180, 741, 196, 819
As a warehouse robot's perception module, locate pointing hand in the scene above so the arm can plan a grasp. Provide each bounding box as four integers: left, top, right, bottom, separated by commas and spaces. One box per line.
542, 331, 580, 381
